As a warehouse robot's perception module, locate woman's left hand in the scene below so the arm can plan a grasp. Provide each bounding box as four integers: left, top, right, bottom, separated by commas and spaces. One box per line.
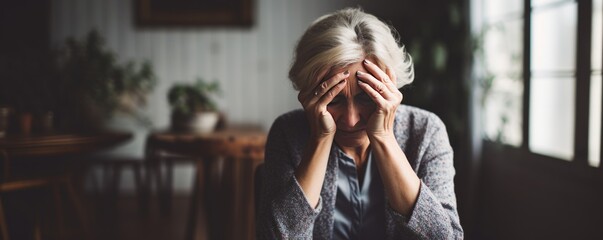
356, 59, 402, 139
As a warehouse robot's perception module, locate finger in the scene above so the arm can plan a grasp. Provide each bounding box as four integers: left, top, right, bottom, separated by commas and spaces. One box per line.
362, 59, 390, 83
357, 80, 387, 106
385, 67, 398, 91
301, 70, 350, 103
315, 70, 350, 97
298, 68, 330, 102
356, 70, 393, 99
317, 79, 347, 106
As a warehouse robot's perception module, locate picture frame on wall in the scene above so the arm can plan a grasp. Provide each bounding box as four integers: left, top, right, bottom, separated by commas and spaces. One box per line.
136, 0, 253, 27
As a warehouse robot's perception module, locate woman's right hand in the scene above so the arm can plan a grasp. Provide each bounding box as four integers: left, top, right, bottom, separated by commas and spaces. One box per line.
295, 69, 349, 208
297, 70, 349, 139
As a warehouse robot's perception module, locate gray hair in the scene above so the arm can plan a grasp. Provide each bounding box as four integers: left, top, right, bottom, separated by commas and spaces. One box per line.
288, 8, 414, 91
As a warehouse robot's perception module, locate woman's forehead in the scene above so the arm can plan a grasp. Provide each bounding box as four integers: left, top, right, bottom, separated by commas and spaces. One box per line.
322, 61, 367, 81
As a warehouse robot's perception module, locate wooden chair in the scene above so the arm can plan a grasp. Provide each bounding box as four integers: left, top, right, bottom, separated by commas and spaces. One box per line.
87, 157, 151, 216
0, 150, 73, 240
146, 126, 267, 240
0, 132, 131, 240
0, 149, 86, 240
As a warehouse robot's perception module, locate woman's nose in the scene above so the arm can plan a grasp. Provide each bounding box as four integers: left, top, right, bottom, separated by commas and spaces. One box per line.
340, 104, 361, 129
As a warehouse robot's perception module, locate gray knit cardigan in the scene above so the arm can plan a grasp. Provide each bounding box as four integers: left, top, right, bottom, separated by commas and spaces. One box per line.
257, 105, 463, 239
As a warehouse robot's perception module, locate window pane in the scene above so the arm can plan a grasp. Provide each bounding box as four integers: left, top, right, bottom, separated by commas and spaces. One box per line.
483, 76, 523, 146
532, 0, 574, 8
531, 2, 577, 73
484, 19, 523, 77
591, 0, 602, 167
593, 0, 602, 72
484, 0, 523, 22
480, 9, 523, 146
529, 77, 575, 160
590, 75, 602, 167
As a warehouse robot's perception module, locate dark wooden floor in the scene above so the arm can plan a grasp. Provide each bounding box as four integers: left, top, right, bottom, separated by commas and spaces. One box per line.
3, 157, 260, 240
90, 193, 207, 240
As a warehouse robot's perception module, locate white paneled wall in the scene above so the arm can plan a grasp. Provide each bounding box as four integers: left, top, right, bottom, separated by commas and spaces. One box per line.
50, 0, 350, 191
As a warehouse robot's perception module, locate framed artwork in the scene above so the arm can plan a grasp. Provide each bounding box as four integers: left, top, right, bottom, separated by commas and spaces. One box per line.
136, 0, 253, 27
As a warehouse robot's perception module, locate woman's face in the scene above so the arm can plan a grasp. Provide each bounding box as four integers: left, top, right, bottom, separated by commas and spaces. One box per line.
326, 60, 377, 148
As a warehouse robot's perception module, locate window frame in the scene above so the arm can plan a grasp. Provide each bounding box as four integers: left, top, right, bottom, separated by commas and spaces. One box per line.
510, 0, 599, 168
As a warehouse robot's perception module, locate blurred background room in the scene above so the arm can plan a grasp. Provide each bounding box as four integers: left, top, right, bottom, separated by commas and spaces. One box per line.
0, 0, 601, 239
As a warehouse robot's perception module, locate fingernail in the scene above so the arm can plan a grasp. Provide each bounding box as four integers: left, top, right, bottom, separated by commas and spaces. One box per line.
356, 71, 363, 76
343, 70, 349, 75
363, 59, 370, 65
357, 80, 363, 84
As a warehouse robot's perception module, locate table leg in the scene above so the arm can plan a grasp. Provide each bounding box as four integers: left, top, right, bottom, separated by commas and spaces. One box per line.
151, 159, 169, 216
234, 158, 261, 240
33, 216, 41, 240
164, 159, 174, 215
146, 147, 171, 217
52, 183, 64, 239
186, 159, 205, 240
65, 177, 90, 239
0, 196, 10, 240
243, 158, 260, 240
220, 157, 237, 240
133, 163, 150, 216
204, 157, 223, 240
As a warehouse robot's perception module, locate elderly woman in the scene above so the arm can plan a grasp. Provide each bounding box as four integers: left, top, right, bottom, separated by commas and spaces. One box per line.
257, 8, 463, 239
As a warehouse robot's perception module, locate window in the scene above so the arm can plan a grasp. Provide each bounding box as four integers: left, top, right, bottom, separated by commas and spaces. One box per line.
479, 0, 524, 146
589, 0, 602, 167
477, 0, 602, 167
529, 0, 577, 161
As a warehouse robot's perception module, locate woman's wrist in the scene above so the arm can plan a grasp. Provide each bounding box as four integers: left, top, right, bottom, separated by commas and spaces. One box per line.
368, 131, 396, 145
295, 132, 334, 208
369, 129, 420, 215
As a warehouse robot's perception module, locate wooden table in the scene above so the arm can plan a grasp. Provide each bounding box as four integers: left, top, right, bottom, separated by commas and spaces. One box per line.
146, 126, 266, 240
0, 131, 132, 240
0, 132, 132, 159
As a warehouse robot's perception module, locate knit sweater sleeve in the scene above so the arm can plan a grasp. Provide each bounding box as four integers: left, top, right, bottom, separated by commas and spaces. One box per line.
257, 113, 322, 239
385, 112, 464, 239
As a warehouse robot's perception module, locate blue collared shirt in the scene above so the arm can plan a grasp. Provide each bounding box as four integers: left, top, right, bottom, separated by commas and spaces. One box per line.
333, 146, 386, 240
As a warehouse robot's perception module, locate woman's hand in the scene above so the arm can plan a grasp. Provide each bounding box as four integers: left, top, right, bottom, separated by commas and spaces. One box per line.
356, 59, 402, 139
357, 60, 419, 215
298, 70, 349, 139
295, 70, 349, 208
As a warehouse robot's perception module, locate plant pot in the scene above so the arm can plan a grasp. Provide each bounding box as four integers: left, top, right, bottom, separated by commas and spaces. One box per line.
171, 111, 220, 133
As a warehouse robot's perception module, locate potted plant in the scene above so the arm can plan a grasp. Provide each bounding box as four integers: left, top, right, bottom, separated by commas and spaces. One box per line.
168, 78, 221, 133
55, 30, 156, 130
